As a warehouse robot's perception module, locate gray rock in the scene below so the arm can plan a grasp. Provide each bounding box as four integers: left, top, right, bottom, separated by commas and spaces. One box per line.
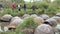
34, 17, 44, 25
10, 18, 23, 25
23, 28, 34, 34
45, 18, 57, 27
4, 26, 8, 32
1, 14, 12, 21
40, 14, 49, 20
34, 24, 54, 34
11, 16, 21, 22
30, 14, 38, 18
22, 14, 30, 19
8, 16, 23, 28
56, 13, 60, 17
56, 24, 60, 32
51, 16, 60, 23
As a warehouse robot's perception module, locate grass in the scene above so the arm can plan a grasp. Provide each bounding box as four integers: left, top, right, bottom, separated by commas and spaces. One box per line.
0, 8, 56, 17
15, 17, 38, 34
0, 16, 38, 34
0, 8, 58, 34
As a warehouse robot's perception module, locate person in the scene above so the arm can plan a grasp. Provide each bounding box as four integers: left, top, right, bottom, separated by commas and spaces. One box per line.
32, 5, 36, 11
11, 2, 15, 12
18, 4, 21, 11
0, 4, 4, 13
23, 4, 26, 11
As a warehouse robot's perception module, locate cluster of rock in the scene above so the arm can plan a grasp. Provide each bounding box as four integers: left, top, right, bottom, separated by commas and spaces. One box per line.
0, 13, 60, 34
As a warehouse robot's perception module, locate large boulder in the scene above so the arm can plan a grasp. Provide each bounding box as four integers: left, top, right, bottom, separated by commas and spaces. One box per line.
11, 16, 20, 22
56, 13, 60, 17
51, 16, 60, 23
22, 14, 30, 19
34, 24, 54, 34
22, 28, 34, 34
10, 19, 23, 25
1, 14, 12, 21
34, 17, 44, 25
30, 14, 38, 18
15, 17, 38, 34
40, 14, 49, 20
8, 16, 23, 28
45, 18, 57, 27
55, 24, 60, 32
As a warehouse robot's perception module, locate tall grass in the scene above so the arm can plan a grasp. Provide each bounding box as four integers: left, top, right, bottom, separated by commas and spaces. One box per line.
15, 17, 38, 34
2, 8, 56, 17
0, 17, 38, 34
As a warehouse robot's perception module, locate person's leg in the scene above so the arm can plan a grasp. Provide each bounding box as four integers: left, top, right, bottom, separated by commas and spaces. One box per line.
24, 8, 26, 11
1, 8, 4, 13
19, 8, 20, 11
12, 8, 14, 14
12, 8, 14, 12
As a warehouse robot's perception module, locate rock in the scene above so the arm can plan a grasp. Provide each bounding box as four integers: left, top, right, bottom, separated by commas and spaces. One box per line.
40, 14, 49, 20
10, 18, 23, 25
8, 16, 23, 28
45, 18, 57, 27
23, 28, 34, 34
4, 26, 8, 32
34, 24, 54, 34
0, 26, 3, 32
56, 13, 60, 17
51, 16, 60, 23
34, 17, 44, 25
55, 24, 60, 32
11, 16, 20, 21
30, 14, 38, 18
1, 14, 12, 21
22, 14, 30, 19
0, 26, 8, 32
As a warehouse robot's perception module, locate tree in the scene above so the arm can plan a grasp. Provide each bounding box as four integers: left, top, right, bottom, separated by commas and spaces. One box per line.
15, 0, 24, 4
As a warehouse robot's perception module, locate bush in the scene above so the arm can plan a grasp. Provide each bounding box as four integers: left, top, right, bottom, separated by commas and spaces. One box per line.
16, 17, 38, 34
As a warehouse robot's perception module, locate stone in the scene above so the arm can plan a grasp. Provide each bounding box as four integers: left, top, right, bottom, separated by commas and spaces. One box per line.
34, 17, 44, 25
34, 24, 54, 34
40, 14, 49, 20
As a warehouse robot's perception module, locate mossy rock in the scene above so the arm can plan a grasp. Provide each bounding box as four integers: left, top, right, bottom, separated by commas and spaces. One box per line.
16, 17, 38, 34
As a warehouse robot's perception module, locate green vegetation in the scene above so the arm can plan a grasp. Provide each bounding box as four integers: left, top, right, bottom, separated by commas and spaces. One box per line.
0, 17, 38, 34
0, 0, 60, 16
15, 17, 38, 34
0, 0, 60, 34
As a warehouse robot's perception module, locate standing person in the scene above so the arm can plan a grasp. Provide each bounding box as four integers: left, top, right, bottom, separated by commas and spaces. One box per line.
11, 2, 15, 12
32, 5, 36, 11
0, 4, 4, 13
23, 4, 26, 11
18, 4, 21, 11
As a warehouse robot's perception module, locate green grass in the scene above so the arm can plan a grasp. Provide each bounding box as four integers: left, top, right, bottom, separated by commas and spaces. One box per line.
0, 8, 56, 17
0, 17, 38, 34
15, 17, 38, 34
0, 8, 58, 34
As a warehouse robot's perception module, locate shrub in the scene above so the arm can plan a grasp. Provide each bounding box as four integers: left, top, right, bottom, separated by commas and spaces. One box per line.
16, 17, 38, 34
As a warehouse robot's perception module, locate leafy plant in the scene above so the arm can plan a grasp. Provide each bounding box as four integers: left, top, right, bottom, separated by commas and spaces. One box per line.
16, 17, 38, 34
